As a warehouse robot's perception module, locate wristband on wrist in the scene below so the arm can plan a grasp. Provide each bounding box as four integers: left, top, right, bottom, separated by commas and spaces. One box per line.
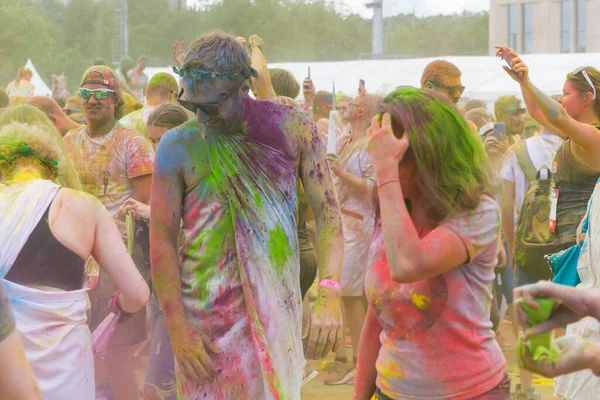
108, 289, 130, 315
319, 279, 341, 290
378, 179, 400, 190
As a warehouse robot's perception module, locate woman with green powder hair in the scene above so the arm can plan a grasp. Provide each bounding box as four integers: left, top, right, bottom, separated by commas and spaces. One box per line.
0, 104, 81, 191
354, 87, 510, 400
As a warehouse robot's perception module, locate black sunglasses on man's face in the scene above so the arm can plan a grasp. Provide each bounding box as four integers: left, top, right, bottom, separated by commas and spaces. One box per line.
176, 88, 238, 116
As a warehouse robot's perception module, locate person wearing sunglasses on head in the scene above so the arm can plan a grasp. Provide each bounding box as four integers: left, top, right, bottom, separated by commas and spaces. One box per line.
420, 60, 465, 105
152, 31, 343, 400
62, 66, 155, 400
498, 46, 600, 400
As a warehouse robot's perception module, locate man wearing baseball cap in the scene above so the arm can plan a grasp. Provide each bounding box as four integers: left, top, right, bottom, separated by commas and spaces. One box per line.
63, 65, 155, 400
128, 55, 150, 101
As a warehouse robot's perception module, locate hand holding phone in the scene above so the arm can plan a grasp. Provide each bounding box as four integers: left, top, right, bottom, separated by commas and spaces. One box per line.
496, 46, 523, 82
493, 122, 507, 140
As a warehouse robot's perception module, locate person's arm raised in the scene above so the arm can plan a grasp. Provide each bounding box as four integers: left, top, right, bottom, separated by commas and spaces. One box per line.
91, 195, 150, 313
367, 114, 472, 283
499, 47, 599, 149
296, 111, 344, 360
150, 133, 219, 382
520, 84, 567, 140
246, 35, 276, 100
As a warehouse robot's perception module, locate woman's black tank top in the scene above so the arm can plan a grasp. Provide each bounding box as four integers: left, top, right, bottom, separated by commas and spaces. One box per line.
6, 200, 85, 291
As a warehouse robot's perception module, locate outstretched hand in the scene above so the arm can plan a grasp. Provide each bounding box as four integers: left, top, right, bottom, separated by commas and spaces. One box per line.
495, 46, 528, 83
173, 41, 186, 68
248, 34, 264, 49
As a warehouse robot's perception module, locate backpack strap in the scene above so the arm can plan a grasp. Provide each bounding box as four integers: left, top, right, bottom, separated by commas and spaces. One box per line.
514, 141, 537, 183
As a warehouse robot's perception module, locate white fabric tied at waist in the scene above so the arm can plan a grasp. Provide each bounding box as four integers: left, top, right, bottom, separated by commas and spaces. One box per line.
5, 281, 94, 400
0, 180, 94, 399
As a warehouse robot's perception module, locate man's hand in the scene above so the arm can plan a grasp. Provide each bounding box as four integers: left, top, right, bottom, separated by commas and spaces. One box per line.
303, 78, 316, 106
513, 282, 599, 337
117, 198, 150, 222
303, 290, 343, 359
170, 321, 220, 383
173, 41, 185, 68
248, 34, 264, 49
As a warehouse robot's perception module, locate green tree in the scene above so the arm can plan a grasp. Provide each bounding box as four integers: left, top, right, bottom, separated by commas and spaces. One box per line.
0, 0, 489, 94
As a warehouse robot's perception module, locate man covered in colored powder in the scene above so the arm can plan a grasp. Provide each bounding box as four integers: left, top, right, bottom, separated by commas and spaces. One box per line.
120, 72, 180, 139
63, 65, 155, 400
150, 31, 344, 400
420, 60, 465, 105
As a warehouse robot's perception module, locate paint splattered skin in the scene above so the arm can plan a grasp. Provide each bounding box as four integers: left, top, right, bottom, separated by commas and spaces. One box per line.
150, 97, 343, 400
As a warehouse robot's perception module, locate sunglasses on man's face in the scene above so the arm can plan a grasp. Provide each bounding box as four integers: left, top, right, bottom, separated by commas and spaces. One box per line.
433, 82, 465, 96
503, 107, 526, 114
177, 88, 238, 116
80, 88, 115, 101
573, 67, 597, 100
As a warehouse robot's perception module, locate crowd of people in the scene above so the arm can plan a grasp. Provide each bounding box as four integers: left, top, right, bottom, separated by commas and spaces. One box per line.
1, 31, 600, 400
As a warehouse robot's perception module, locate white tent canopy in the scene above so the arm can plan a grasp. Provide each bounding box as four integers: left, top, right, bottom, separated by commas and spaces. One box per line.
25, 59, 52, 97
147, 52, 600, 110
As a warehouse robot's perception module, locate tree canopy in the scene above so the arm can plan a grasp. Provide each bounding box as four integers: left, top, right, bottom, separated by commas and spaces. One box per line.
0, 0, 489, 92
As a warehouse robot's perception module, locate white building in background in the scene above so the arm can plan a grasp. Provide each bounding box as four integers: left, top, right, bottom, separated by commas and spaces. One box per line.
489, 0, 600, 54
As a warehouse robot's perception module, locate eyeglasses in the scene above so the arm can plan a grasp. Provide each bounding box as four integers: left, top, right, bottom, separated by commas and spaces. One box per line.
177, 88, 238, 116
573, 67, 597, 100
433, 82, 465, 96
80, 88, 115, 101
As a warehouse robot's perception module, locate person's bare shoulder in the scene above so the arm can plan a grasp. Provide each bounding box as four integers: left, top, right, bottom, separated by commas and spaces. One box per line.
278, 104, 322, 151
55, 188, 103, 218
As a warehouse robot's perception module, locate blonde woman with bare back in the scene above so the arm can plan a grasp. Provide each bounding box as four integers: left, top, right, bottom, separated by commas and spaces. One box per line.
0, 120, 149, 400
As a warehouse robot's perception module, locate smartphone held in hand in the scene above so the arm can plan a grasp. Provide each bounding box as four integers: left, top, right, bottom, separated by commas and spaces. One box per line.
493, 122, 507, 140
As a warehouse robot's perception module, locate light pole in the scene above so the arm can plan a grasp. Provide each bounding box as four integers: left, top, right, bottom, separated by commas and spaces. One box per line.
366, 0, 384, 56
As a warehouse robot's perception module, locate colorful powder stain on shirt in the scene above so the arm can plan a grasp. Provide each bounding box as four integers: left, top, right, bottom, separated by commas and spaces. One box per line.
409, 289, 430, 310
267, 223, 293, 277
161, 98, 331, 400
63, 123, 154, 235
365, 196, 507, 400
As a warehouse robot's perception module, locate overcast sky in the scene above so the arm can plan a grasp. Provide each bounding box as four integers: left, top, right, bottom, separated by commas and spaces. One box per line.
379, 0, 490, 17
189, 0, 491, 18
